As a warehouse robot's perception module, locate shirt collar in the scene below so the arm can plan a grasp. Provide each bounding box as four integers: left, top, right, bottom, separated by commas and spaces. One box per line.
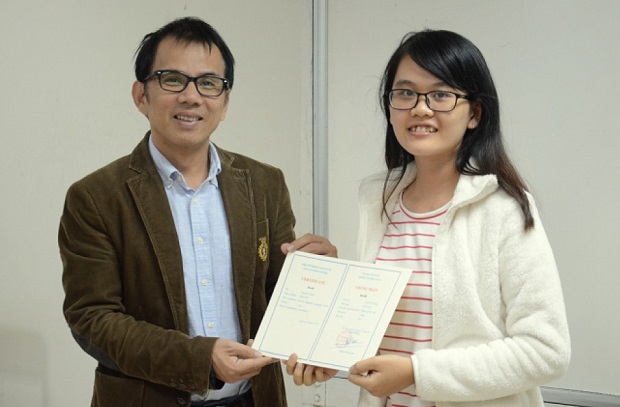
148, 135, 222, 189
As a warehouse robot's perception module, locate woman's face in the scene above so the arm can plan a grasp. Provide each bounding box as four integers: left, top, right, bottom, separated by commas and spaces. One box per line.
389, 56, 480, 165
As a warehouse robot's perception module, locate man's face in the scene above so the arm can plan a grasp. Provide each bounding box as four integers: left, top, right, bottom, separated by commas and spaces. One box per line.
132, 36, 230, 161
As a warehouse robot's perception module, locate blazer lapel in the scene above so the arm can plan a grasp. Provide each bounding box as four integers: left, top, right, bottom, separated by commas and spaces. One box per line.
217, 150, 255, 339
126, 138, 187, 332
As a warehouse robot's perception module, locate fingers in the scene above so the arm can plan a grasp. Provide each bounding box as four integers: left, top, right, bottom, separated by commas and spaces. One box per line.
280, 233, 338, 257
283, 353, 304, 385
317, 368, 338, 382
224, 356, 274, 382
212, 339, 274, 383
284, 354, 309, 386
347, 355, 414, 398
299, 365, 337, 386
282, 353, 338, 386
348, 357, 380, 393
347, 370, 367, 386
244, 354, 278, 371
227, 340, 262, 359
281, 242, 296, 254
348, 361, 381, 395
349, 357, 373, 376
302, 363, 316, 386
314, 367, 327, 382
284, 353, 299, 376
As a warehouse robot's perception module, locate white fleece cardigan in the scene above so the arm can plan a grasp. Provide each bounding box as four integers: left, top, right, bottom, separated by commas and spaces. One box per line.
356, 164, 570, 407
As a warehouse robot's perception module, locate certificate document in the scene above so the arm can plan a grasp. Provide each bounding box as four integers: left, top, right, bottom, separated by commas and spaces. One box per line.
252, 251, 411, 371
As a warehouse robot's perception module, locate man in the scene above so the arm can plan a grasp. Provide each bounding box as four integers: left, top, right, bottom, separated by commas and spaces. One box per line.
59, 17, 335, 407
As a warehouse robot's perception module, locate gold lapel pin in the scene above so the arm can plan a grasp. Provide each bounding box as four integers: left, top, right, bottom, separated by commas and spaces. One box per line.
258, 237, 268, 262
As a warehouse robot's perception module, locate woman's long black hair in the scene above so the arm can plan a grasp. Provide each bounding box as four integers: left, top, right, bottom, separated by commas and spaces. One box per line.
380, 30, 533, 229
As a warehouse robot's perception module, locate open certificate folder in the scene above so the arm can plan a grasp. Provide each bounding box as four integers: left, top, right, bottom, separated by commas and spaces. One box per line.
252, 251, 411, 371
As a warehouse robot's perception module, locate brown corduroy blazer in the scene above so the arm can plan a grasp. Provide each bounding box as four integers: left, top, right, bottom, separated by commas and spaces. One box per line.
59, 134, 293, 407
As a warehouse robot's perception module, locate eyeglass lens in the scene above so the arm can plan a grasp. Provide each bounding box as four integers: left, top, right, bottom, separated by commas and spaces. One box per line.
158, 71, 226, 97
389, 90, 459, 112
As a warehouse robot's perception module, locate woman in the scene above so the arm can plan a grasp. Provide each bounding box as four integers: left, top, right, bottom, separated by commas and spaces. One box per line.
285, 29, 570, 407
346, 29, 570, 406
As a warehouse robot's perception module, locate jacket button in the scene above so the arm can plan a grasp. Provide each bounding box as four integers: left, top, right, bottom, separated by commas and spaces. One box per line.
176, 397, 186, 405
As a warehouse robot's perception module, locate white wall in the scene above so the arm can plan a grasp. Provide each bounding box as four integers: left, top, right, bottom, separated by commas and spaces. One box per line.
0, 1, 311, 405
326, 0, 620, 400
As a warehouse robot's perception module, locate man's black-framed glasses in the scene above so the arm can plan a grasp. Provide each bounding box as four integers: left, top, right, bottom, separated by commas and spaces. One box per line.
143, 70, 229, 97
387, 89, 470, 112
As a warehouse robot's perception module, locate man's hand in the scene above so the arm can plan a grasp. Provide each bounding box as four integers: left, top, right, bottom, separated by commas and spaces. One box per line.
281, 233, 338, 257
212, 339, 276, 383
348, 355, 414, 398
283, 353, 338, 386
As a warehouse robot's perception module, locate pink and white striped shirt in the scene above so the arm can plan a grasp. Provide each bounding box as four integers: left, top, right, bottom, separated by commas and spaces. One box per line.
374, 194, 449, 407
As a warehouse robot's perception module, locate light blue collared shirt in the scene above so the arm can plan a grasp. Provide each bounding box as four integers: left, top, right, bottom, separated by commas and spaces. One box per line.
149, 137, 248, 399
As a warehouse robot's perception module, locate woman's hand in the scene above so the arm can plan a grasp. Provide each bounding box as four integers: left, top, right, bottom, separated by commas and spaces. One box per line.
348, 355, 415, 398
283, 353, 338, 386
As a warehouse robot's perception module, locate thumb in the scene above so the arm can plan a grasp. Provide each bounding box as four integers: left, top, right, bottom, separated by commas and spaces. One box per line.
349, 358, 372, 375
281, 242, 296, 254
232, 342, 262, 359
